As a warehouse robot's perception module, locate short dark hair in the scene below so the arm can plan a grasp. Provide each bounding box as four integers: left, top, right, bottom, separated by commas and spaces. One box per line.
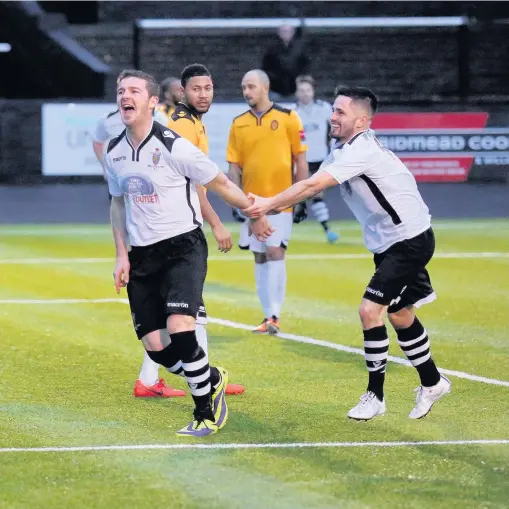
181, 63, 212, 88
160, 76, 180, 95
334, 85, 378, 116
116, 69, 160, 97
296, 75, 315, 88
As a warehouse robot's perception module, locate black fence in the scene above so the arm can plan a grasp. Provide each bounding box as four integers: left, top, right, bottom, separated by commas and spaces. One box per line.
131, 17, 509, 104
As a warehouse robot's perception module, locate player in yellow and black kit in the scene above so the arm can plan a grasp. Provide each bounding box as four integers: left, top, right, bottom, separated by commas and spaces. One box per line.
169, 63, 245, 396
155, 76, 182, 121
227, 69, 308, 335
167, 73, 209, 154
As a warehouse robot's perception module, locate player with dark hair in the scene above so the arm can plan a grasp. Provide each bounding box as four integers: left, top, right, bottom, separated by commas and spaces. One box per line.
91, 72, 167, 191
294, 75, 339, 243
168, 63, 212, 153
167, 63, 245, 396
244, 85, 451, 421
156, 76, 183, 119
105, 69, 272, 436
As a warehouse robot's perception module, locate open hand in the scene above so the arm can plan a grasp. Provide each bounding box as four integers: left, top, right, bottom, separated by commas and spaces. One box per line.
211, 223, 233, 253
250, 216, 275, 242
113, 256, 130, 294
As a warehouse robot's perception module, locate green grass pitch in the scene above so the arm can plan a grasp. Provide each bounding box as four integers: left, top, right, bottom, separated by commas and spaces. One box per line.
0, 219, 508, 509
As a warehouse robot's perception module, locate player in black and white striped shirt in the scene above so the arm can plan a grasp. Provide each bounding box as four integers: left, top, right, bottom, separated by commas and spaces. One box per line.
245, 86, 450, 421
105, 70, 273, 436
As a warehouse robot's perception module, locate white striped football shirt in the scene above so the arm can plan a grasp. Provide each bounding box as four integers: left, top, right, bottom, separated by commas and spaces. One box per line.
320, 129, 431, 253
294, 100, 331, 163
103, 121, 219, 247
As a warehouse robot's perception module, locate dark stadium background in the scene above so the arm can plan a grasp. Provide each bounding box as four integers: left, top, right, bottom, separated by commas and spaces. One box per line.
0, 1, 507, 222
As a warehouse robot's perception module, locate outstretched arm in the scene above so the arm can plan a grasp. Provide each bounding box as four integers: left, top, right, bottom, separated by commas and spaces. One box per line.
205, 172, 275, 241
244, 171, 337, 218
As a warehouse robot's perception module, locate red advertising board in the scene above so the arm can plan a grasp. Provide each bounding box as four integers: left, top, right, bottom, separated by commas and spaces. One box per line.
371, 112, 509, 182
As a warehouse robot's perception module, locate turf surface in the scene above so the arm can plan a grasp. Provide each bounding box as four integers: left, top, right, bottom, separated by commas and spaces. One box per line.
0, 219, 508, 509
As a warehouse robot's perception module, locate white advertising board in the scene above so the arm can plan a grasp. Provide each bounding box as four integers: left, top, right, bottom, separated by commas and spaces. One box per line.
42, 103, 117, 176
42, 102, 293, 176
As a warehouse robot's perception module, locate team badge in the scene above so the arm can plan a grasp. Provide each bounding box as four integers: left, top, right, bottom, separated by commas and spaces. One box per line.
152, 148, 161, 166
271, 120, 279, 130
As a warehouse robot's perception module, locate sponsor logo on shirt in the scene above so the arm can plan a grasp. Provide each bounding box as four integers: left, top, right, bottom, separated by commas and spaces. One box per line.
163, 130, 174, 138
121, 174, 159, 204
113, 156, 127, 162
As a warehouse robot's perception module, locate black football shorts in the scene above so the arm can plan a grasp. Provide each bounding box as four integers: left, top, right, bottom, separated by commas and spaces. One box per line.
126, 227, 208, 339
363, 227, 436, 314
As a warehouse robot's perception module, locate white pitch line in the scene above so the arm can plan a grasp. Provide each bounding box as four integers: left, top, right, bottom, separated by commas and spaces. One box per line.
209, 318, 509, 388
0, 257, 112, 264
0, 298, 128, 305
0, 297, 508, 388
1, 252, 508, 264
1, 439, 508, 454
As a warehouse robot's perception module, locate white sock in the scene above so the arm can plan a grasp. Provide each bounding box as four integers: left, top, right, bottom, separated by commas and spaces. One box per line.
196, 323, 209, 357
267, 260, 286, 318
255, 262, 271, 318
138, 350, 160, 386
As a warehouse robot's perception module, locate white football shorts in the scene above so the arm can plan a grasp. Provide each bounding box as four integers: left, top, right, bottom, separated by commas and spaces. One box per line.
238, 211, 293, 253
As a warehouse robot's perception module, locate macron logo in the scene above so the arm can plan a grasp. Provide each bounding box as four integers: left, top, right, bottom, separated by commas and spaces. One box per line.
167, 302, 189, 308
366, 287, 384, 298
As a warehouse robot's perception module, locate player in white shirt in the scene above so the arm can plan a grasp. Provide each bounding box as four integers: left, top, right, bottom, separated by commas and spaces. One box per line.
91, 108, 168, 181
244, 85, 450, 422
294, 76, 339, 243
91, 84, 240, 400
105, 69, 273, 436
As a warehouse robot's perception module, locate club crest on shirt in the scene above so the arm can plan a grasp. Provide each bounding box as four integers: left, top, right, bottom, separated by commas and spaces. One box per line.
271, 120, 279, 130
152, 148, 161, 166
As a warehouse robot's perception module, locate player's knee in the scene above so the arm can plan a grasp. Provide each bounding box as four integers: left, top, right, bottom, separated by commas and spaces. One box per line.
167, 314, 196, 335
169, 330, 200, 361
388, 306, 415, 329
266, 246, 285, 261
145, 342, 180, 368
141, 329, 166, 352
359, 299, 385, 328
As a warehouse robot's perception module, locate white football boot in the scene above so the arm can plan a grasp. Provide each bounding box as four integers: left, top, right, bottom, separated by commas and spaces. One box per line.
347, 391, 386, 420
409, 375, 451, 419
